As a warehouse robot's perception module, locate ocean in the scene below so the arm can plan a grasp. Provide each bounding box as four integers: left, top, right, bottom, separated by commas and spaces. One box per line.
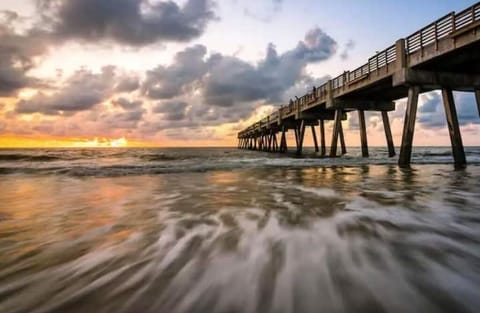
0, 147, 479, 313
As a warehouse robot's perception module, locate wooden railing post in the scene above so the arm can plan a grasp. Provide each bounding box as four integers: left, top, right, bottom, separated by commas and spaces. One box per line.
451, 12, 456, 32
395, 39, 407, 69
326, 80, 333, 108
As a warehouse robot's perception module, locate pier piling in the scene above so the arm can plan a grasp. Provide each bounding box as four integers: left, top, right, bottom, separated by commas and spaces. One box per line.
442, 88, 466, 167
319, 120, 326, 157
311, 125, 319, 152
475, 89, 480, 117
358, 110, 369, 157
399, 86, 420, 167
330, 109, 342, 157
381, 111, 396, 157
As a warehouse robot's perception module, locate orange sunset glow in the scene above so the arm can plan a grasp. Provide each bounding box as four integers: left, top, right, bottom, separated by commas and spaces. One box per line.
0, 136, 143, 148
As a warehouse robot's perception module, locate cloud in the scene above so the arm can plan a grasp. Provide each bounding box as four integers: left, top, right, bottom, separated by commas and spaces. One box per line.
0, 0, 217, 96
243, 0, 284, 23
112, 97, 143, 110
142, 45, 208, 99
133, 26, 338, 135
5, 23, 339, 141
15, 66, 116, 115
38, 0, 217, 46
203, 27, 337, 106
152, 100, 189, 121
100, 107, 146, 129
0, 13, 50, 96
340, 40, 355, 60
115, 76, 140, 93
142, 27, 336, 108
417, 91, 480, 129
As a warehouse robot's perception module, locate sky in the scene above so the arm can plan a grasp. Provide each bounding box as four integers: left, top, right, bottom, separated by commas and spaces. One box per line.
0, 0, 479, 147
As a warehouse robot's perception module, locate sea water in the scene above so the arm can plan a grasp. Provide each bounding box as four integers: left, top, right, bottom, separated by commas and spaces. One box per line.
0, 147, 479, 313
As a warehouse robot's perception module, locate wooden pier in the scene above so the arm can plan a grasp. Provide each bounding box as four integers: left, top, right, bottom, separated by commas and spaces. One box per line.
238, 2, 480, 167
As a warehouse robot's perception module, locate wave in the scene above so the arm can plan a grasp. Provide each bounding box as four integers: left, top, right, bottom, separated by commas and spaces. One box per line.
0, 154, 62, 162
139, 154, 196, 162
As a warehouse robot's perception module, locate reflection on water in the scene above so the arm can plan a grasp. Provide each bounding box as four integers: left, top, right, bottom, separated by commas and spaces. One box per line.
1, 165, 480, 313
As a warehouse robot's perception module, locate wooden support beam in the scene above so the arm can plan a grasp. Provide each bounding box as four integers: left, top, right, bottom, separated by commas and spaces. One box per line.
311, 125, 319, 152
294, 127, 299, 148
297, 120, 306, 155
339, 119, 347, 155
399, 86, 420, 167
442, 88, 466, 167
330, 100, 395, 112
475, 89, 480, 118
358, 110, 369, 157
382, 111, 396, 157
281, 127, 288, 153
269, 133, 273, 152
319, 120, 326, 157
330, 109, 342, 157
393, 69, 480, 90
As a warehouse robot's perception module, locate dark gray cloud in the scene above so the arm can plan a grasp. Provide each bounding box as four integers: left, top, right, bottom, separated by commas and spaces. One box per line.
142, 26, 336, 107
142, 45, 208, 99
112, 97, 143, 110
115, 76, 140, 93
340, 39, 355, 60
153, 100, 188, 121
0, 0, 216, 95
101, 107, 146, 129
203, 27, 337, 106
16, 66, 115, 115
417, 91, 480, 128
38, 0, 216, 46
0, 13, 50, 96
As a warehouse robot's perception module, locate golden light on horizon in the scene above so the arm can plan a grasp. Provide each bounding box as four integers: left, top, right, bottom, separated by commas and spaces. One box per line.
71, 137, 128, 148
0, 136, 154, 148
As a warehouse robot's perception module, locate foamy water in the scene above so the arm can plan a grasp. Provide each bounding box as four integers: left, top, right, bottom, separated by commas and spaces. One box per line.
0, 148, 479, 313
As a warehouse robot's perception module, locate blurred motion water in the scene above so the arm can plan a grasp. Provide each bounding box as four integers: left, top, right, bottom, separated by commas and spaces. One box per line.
0, 147, 479, 313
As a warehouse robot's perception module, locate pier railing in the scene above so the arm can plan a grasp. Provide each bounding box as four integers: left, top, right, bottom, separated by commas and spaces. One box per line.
239, 1, 480, 137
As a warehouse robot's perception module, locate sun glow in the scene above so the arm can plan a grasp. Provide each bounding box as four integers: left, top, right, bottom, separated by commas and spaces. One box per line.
71, 137, 128, 148
0, 136, 153, 148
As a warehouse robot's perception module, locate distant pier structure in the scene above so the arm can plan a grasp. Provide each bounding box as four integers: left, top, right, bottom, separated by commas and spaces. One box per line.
237, 2, 480, 167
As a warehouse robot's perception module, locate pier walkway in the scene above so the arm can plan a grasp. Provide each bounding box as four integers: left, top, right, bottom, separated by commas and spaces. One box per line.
237, 2, 480, 167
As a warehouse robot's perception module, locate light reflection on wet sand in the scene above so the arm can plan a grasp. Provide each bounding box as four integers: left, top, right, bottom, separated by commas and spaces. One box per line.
0, 165, 480, 313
